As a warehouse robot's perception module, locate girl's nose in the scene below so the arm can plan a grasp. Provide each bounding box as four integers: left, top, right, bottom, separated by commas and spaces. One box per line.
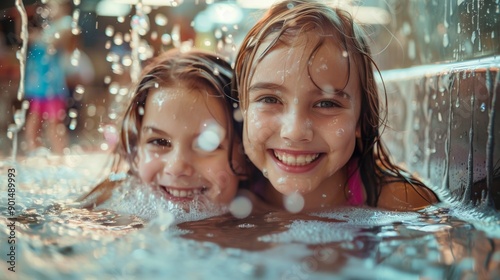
162, 149, 194, 177
279, 108, 313, 142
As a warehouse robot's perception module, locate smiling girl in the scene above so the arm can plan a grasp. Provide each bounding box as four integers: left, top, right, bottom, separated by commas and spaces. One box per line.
79, 49, 250, 210
233, 0, 439, 212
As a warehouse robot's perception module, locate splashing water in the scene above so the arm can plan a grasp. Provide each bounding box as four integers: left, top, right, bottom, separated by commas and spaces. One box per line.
1, 154, 500, 279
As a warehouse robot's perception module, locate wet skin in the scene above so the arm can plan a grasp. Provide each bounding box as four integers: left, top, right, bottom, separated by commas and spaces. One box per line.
243, 33, 362, 210
137, 84, 242, 206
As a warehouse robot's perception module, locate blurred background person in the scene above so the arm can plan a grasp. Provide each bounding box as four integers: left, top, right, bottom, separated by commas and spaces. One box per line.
24, 0, 72, 155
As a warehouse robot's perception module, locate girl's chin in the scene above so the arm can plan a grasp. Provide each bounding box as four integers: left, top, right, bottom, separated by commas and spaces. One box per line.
267, 175, 317, 195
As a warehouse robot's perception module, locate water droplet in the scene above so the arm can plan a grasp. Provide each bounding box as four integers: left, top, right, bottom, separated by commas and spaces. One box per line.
262, 168, 268, 178
138, 106, 145, 116
122, 55, 133, 67
131, 14, 150, 36
108, 82, 120, 95
155, 14, 168, 26
69, 118, 77, 130
105, 25, 114, 37
277, 177, 286, 184
68, 108, 78, 118
480, 102, 486, 112
14, 109, 25, 126
161, 34, 172, 45
233, 109, 243, 122
195, 121, 224, 152
229, 196, 252, 219
443, 33, 449, 47
214, 29, 223, 39
284, 192, 304, 213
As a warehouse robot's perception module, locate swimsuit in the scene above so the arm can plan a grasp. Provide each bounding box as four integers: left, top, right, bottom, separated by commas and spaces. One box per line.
346, 158, 364, 206
24, 42, 69, 121
251, 158, 365, 206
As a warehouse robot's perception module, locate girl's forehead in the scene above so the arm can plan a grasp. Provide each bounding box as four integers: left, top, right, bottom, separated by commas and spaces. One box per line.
256, 30, 344, 61
249, 31, 361, 99
145, 86, 228, 126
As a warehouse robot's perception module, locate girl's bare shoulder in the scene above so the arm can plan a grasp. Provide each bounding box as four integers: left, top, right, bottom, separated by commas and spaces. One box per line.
377, 179, 439, 211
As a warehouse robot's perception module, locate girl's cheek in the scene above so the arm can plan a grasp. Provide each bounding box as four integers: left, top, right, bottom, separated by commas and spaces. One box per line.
137, 148, 155, 183
246, 107, 278, 144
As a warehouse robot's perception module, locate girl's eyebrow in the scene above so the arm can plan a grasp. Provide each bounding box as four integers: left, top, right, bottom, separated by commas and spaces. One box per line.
249, 81, 352, 99
141, 125, 167, 135
248, 82, 285, 93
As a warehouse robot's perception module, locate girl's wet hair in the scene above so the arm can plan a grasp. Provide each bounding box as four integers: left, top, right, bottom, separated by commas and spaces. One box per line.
233, 0, 435, 206
115, 49, 243, 177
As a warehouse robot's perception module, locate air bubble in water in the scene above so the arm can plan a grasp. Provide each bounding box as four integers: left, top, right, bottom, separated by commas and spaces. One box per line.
229, 196, 252, 219
284, 192, 304, 213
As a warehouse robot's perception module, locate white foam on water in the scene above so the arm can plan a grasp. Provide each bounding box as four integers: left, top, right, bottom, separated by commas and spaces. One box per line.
311, 207, 421, 226
258, 220, 361, 244
97, 176, 229, 224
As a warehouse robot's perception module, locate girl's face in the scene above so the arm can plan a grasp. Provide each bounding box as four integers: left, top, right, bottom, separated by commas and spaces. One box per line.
243, 33, 362, 200
137, 84, 241, 206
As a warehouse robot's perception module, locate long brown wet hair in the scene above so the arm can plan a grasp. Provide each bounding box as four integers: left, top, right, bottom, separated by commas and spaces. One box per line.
233, 0, 437, 207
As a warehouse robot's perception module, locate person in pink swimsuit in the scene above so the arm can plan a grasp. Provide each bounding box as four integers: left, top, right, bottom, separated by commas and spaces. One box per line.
24, 1, 72, 155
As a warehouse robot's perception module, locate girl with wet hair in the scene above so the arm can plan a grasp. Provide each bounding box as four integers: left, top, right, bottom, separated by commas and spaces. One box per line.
233, 0, 439, 211
79, 49, 251, 209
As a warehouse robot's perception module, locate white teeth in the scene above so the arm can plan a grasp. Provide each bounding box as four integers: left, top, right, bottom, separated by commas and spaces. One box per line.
274, 151, 319, 166
166, 188, 204, 198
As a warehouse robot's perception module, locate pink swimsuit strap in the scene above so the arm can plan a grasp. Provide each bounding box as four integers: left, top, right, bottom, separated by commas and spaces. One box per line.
347, 158, 364, 206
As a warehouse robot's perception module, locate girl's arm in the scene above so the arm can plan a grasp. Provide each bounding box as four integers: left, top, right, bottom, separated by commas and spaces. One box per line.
377, 181, 439, 211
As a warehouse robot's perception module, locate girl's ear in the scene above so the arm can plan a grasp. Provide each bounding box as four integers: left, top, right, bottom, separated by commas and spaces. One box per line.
355, 123, 363, 153
355, 122, 361, 138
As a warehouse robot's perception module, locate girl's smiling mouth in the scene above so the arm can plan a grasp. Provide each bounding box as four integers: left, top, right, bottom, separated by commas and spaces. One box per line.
159, 186, 208, 201
270, 149, 323, 173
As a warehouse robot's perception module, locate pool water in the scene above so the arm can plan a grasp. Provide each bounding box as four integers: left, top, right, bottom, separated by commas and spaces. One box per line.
1, 154, 499, 280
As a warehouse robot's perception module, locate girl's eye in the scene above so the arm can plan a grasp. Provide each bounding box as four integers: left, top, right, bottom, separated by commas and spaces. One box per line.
315, 100, 337, 108
258, 96, 279, 104
150, 138, 171, 147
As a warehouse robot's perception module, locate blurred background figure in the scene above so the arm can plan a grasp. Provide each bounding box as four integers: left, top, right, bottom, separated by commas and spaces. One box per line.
23, 0, 72, 155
